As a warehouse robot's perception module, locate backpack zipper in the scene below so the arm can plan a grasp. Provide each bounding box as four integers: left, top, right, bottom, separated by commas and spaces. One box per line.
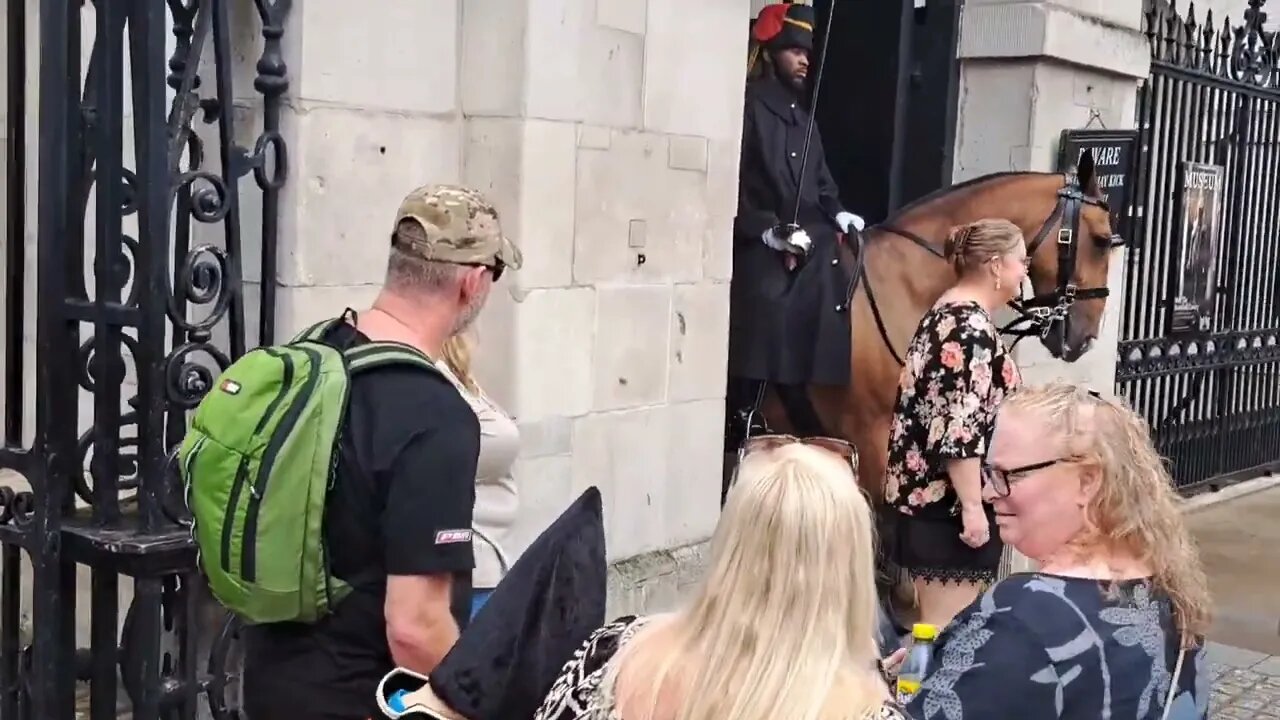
319, 358, 352, 614
242, 346, 322, 582
220, 349, 294, 574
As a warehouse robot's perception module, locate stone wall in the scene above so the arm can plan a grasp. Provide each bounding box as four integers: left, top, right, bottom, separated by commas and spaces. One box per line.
453, 0, 746, 563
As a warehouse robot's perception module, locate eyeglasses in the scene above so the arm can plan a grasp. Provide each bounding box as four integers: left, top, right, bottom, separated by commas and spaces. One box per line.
982, 457, 1074, 497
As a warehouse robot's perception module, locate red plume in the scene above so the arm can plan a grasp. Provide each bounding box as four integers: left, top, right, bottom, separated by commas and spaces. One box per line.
752, 3, 788, 44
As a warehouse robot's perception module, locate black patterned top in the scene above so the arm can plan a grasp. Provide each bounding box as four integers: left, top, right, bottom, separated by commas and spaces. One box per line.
532, 615, 908, 719
884, 301, 1021, 518
905, 573, 1208, 719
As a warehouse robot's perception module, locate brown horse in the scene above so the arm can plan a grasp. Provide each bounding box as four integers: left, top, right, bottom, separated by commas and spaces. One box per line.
758, 151, 1123, 504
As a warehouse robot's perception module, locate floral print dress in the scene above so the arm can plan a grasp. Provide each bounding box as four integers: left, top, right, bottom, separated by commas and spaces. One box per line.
883, 300, 1020, 583
906, 573, 1208, 719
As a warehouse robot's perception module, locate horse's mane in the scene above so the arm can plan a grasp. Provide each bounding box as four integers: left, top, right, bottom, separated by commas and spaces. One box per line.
883, 170, 1058, 223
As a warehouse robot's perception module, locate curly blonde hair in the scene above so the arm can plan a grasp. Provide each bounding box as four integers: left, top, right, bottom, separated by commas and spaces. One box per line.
1001, 383, 1211, 646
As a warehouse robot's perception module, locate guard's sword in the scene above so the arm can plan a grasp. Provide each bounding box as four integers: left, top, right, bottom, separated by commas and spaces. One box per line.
788, 0, 838, 229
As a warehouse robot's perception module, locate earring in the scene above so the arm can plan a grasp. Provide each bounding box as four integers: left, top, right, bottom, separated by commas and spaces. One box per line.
995, 276, 1002, 291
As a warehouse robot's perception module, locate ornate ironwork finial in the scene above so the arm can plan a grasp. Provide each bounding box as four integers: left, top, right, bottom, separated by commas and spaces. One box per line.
1245, 0, 1267, 31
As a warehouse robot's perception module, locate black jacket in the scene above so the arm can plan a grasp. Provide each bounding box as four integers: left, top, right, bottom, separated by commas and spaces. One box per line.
728, 75, 854, 387
734, 75, 848, 241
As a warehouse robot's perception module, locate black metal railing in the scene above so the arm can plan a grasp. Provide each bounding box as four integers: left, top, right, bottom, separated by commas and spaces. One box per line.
1118, 0, 1280, 491
0, 1, 291, 718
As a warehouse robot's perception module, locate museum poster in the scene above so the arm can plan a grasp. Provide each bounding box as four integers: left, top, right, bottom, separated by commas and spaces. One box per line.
1170, 161, 1224, 335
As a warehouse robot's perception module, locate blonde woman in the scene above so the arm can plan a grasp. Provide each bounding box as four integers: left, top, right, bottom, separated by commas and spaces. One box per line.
903, 383, 1211, 719
436, 333, 521, 617
533, 436, 906, 720
884, 218, 1027, 628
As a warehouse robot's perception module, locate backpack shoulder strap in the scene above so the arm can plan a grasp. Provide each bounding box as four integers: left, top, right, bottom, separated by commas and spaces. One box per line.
343, 341, 441, 376
291, 317, 344, 344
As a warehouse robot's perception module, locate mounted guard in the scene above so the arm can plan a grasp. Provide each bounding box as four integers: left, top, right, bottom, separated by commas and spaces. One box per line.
725, 2, 864, 463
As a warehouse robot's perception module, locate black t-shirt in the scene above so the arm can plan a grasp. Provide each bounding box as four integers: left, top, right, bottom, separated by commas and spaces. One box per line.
242, 325, 480, 720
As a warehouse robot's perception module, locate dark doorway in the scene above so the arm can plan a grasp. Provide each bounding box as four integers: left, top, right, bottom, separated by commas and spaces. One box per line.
811, 0, 964, 223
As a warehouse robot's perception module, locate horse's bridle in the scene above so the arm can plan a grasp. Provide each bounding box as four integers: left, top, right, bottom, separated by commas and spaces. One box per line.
839, 173, 1124, 366
999, 175, 1124, 347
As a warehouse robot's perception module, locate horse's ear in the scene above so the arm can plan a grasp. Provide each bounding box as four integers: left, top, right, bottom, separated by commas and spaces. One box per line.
1077, 148, 1098, 193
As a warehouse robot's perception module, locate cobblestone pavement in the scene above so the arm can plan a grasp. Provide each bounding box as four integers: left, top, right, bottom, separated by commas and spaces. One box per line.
1209, 642, 1280, 718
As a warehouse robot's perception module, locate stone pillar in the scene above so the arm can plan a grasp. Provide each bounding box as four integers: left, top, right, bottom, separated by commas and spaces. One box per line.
458, 1, 745, 602
952, 0, 1149, 572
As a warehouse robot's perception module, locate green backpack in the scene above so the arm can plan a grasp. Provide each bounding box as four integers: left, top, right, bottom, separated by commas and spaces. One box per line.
177, 316, 443, 624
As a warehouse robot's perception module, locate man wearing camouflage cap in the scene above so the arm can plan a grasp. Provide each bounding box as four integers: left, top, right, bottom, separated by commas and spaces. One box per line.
243, 184, 521, 720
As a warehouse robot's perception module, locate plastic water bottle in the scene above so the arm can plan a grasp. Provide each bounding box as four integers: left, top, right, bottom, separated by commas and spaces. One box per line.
896, 623, 938, 704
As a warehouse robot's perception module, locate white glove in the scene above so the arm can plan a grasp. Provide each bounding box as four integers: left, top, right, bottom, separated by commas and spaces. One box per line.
836, 211, 866, 233
762, 227, 811, 255
789, 228, 812, 254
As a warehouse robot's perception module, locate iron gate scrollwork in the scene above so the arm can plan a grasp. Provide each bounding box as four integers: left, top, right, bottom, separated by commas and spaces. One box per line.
1, 1, 292, 718
1119, 0, 1280, 492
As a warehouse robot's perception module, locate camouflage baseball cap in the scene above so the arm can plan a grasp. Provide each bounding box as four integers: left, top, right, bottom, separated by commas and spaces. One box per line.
391, 184, 523, 271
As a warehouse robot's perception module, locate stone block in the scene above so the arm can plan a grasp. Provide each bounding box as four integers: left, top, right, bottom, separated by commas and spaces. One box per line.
578, 125, 613, 150
506, 454, 576, 563
958, 2, 1149, 80
668, 282, 731, 403
592, 285, 672, 411
644, 0, 748, 138
463, 118, 579, 291
573, 407, 669, 559
466, 278, 520, 410
703, 138, 741, 281
953, 63, 1037, 179
518, 121, 580, 289
460, 0, 526, 116
511, 287, 596, 421
574, 131, 712, 284
517, 416, 575, 458
296, 0, 459, 113
663, 399, 724, 545
668, 136, 709, 173
605, 539, 709, 617
597, 0, 647, 35
525, 0, 644, 127
274, 284, 382, 338
279, 107, 461, 287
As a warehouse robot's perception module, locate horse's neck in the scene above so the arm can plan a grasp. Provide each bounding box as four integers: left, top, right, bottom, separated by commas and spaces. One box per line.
865, 219, 960, 312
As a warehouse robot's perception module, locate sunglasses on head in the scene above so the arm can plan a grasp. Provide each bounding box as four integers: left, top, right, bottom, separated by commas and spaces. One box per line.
737, 433, 859, 473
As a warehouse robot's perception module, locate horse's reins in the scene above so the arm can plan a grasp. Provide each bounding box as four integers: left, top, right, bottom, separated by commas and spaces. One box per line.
836, 174, 1123, 367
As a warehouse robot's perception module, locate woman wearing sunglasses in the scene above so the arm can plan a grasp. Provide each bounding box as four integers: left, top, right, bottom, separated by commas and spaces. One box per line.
901, 383, 1211, 719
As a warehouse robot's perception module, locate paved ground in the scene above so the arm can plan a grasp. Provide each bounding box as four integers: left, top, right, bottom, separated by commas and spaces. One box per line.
1207, 642, 1280, 717
1186, 481, 1280, 656
1187, 481, 1280, 716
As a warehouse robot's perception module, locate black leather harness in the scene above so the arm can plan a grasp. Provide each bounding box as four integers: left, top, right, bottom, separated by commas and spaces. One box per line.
840, 173, 1124, 366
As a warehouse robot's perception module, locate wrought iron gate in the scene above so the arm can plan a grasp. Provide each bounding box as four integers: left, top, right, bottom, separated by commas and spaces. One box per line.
1118, 0, 1280, 492
1, 1, 291, 718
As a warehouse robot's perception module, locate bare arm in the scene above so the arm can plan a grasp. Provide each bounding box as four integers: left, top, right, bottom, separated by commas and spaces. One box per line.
379, 377, 480, 674
947, 457, 984, 510
385, 574, 461, 674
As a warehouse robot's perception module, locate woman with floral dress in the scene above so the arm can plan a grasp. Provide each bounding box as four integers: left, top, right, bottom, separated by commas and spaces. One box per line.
884, 218, 1027, 628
